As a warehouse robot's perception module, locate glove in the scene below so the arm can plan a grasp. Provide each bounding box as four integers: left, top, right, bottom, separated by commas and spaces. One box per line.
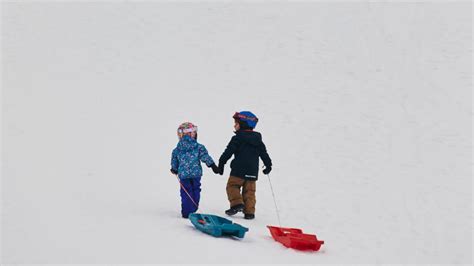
170, 168, 178, 175
210, 164, 220, 174
262, 166, 272, 175
217, 163, 224, 175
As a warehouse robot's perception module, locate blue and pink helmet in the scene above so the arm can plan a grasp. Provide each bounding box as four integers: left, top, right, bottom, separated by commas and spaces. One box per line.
233, 111, 258, 129
177, 122, 198, 139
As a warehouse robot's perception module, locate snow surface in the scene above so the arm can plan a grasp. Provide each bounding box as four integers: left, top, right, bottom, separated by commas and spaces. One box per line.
1, 1, 472, 264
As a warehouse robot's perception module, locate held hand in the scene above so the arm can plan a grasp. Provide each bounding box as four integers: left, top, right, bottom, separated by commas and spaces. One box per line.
170, 168, 178, 175
262, 166, 272, 175
210, 164, 220, 174
217, 163, 224, 175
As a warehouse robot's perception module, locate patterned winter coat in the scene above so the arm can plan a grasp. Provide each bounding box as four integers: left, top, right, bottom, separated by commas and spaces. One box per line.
171, 135, 215, 180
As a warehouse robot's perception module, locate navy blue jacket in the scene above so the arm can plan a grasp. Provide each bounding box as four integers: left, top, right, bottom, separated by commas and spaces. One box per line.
219, 130, 272, 180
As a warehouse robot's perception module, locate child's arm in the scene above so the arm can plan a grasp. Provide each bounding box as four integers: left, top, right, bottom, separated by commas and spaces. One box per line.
259, 142, 272, 174
198, 145, 215, 167
218, 136, 239, 166
171, 149, 179, 174
199, 145, 221, 174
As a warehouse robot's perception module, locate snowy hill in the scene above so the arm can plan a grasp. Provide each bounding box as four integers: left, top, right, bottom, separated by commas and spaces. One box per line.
2, 2, 472, 264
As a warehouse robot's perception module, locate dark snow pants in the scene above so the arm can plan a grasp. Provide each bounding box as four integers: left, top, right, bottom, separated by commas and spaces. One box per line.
179, 178, 201, 218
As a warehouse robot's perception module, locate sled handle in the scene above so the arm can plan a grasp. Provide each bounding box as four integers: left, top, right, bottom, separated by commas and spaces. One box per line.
266, 174, 282, 227
174, 174, 199, 208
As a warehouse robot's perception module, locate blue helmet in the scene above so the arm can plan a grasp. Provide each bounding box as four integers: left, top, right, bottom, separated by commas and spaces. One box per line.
233, 111, 259, 129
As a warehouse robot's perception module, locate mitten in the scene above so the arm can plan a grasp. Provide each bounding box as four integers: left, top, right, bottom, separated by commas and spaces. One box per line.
210, 164, 220, 174
262, 166, 272, 175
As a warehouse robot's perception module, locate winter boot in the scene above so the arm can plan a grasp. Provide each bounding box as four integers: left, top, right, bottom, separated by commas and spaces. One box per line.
225, 204, 244, 216
244, 213, 255, 220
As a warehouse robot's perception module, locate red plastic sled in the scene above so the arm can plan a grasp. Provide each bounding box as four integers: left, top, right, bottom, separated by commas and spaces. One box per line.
267, 226, 324, 251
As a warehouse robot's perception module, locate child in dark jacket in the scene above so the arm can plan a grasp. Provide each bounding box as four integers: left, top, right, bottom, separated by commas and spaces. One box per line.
217, 111, 272, 220
171, 122, 220, 218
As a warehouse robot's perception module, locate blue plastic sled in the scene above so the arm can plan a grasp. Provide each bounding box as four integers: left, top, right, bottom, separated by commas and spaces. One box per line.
189, 213, 249, 238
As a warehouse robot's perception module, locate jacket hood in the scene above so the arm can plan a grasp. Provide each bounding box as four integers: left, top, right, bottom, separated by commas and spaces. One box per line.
235, 130, 262, 146
177, 135, 198, 151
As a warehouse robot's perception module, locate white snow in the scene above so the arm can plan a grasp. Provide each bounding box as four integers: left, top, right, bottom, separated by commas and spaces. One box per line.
1, 1, 472, 264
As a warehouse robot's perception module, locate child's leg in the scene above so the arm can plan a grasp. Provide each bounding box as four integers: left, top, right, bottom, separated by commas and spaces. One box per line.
189, 178, 201, 213
242, 180, 257, 214
226, 176, 245, 207
179, 179, 196, 218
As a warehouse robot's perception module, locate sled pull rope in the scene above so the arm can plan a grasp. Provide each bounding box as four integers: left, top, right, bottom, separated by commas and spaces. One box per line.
266, 174, 282, 227
174, 174, 199, 208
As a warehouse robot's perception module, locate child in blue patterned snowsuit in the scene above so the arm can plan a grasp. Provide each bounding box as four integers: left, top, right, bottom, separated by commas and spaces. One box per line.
171, 122, 220, 218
